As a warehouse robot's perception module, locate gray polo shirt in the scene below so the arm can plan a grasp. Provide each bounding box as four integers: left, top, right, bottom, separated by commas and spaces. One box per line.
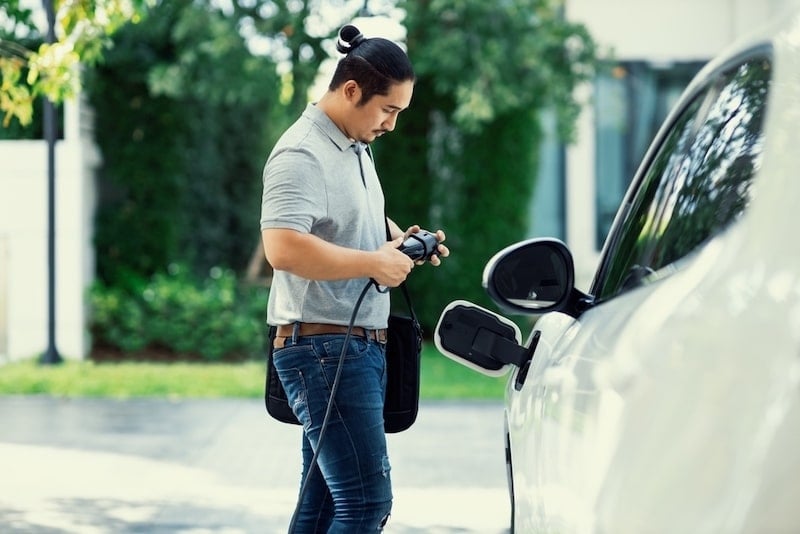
260, 103, 390, 328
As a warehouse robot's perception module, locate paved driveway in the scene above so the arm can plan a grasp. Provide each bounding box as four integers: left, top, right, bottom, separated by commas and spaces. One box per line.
0, 397, 509, 533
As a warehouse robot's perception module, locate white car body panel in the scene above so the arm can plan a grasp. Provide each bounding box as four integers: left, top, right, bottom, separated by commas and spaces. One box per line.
503, 13, 800, 534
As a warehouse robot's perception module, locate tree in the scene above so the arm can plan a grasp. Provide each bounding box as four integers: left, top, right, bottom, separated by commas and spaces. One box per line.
377, 0, 598, 329
224, 0, 372, 132
0, 0, 151, 127
86, 0, 282, 285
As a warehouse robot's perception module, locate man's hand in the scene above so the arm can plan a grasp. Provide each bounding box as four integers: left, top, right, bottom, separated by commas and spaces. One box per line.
372, 237, 414, 287
428, 229, 449, 266
403, 226, 450, 266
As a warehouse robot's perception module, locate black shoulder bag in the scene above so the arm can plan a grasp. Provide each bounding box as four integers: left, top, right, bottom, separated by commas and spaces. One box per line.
382, 284, 424, 432
264, 286, 422, 433
264, 222, 423, 432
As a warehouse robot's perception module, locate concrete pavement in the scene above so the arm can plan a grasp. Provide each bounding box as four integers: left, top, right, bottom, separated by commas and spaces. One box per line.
0, 397, 510, 533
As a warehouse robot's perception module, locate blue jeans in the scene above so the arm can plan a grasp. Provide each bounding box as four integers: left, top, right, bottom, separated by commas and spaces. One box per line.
273, 333, 392, 533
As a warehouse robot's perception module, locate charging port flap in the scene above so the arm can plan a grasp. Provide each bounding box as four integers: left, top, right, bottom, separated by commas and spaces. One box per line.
434, 300, 524, 377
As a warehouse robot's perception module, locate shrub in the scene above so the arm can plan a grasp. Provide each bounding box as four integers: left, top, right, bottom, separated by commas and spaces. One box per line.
90, 265, 268, 361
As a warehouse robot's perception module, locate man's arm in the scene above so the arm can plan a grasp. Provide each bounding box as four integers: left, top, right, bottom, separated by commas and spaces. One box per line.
386, 217, 405, 240
262, 228, 412, 287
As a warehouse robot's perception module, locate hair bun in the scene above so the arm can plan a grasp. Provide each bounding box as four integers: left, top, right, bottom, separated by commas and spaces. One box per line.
336, 24, 366, 54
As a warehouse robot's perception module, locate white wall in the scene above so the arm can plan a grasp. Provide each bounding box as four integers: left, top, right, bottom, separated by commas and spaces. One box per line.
0, 99, 98, 362
567, 0, 769, 62
564, 0, 800, 288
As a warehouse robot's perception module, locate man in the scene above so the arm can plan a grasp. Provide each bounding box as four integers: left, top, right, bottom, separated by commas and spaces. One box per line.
260, 24, 449, 533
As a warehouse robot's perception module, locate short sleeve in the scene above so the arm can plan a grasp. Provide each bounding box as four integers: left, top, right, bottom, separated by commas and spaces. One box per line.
260, 148, 326, 232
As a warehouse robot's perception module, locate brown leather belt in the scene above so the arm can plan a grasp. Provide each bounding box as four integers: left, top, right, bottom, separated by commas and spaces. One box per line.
274, 322, 388, 348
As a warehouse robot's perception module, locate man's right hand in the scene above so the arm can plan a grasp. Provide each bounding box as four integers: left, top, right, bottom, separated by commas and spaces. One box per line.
372, 236, 414, 287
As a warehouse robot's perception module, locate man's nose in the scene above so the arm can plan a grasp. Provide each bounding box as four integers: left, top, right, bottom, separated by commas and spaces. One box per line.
383, 114, 398, 132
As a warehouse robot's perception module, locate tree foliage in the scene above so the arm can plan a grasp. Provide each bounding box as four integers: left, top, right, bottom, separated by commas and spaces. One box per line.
86, 0, 281, 286
4, 0, 599, 339
223, 0, 376, 130
404, 0, 595, 137
376, 0, 597, 329
0, 0, 152, 126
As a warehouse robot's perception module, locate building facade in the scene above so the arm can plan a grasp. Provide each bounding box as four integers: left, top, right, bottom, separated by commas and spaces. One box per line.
537, 0, 800, 286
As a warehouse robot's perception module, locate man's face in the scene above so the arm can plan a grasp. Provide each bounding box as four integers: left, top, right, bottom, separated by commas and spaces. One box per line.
346, 80, 414, 144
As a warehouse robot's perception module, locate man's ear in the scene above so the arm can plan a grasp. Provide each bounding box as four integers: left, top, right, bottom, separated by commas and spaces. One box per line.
342, 80, 361, 104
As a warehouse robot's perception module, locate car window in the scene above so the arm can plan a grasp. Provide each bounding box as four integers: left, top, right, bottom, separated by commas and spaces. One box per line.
592, 55, 771, 301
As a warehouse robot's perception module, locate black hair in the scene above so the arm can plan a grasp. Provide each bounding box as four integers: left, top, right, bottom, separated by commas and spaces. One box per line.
328, 24, 415, 105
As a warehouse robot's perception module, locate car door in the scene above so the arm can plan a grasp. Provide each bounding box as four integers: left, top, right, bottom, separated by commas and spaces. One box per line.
507, 48, 771, 533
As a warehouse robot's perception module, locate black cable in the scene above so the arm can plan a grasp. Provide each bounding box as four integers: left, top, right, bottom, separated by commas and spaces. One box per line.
287, 278, 377, 533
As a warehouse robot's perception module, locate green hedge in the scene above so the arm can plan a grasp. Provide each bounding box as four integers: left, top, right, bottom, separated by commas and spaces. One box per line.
85, 0, 280, 287
378, 87, 540, 331
376, 0, 597, 331
81, 0, 597, 344
90, 265, 268, 361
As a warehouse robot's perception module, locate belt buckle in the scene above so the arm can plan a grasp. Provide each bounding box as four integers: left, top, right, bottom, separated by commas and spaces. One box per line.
376, 329, 387, 344
363, 328, 376, 343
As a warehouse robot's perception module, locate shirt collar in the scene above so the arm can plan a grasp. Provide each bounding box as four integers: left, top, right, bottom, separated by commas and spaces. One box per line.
303, 103, 358, 153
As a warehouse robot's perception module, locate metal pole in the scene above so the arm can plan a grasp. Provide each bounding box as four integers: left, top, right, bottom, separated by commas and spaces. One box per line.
40, 0, 62, 365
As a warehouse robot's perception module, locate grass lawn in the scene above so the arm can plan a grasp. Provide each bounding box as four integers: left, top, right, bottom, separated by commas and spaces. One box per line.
0, 344, 507, 400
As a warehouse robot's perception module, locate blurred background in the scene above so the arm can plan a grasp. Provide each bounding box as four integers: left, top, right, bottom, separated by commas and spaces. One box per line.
1, 0, 798, 365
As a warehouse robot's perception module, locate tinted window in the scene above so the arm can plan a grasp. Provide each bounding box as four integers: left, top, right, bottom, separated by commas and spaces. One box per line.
594, 61, 705, 248
594, 56, 771, 300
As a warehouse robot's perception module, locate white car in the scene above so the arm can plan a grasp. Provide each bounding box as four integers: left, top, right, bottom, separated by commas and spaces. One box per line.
435, 13, 800, 534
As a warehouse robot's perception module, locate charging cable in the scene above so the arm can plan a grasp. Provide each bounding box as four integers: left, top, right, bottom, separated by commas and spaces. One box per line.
286, 229, 438, 531
287, 278, 387, 532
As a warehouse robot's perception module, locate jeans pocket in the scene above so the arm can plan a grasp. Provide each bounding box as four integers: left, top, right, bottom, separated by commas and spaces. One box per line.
275, 364, 310, 428
320, 336, 369, 366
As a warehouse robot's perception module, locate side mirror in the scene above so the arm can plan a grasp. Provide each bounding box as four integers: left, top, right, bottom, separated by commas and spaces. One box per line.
482, 238, 591, 317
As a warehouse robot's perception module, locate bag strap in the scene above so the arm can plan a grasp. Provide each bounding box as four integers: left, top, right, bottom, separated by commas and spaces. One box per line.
385, 216, 419, 323
397, 275, 418, 322
366, 144, 417, 324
